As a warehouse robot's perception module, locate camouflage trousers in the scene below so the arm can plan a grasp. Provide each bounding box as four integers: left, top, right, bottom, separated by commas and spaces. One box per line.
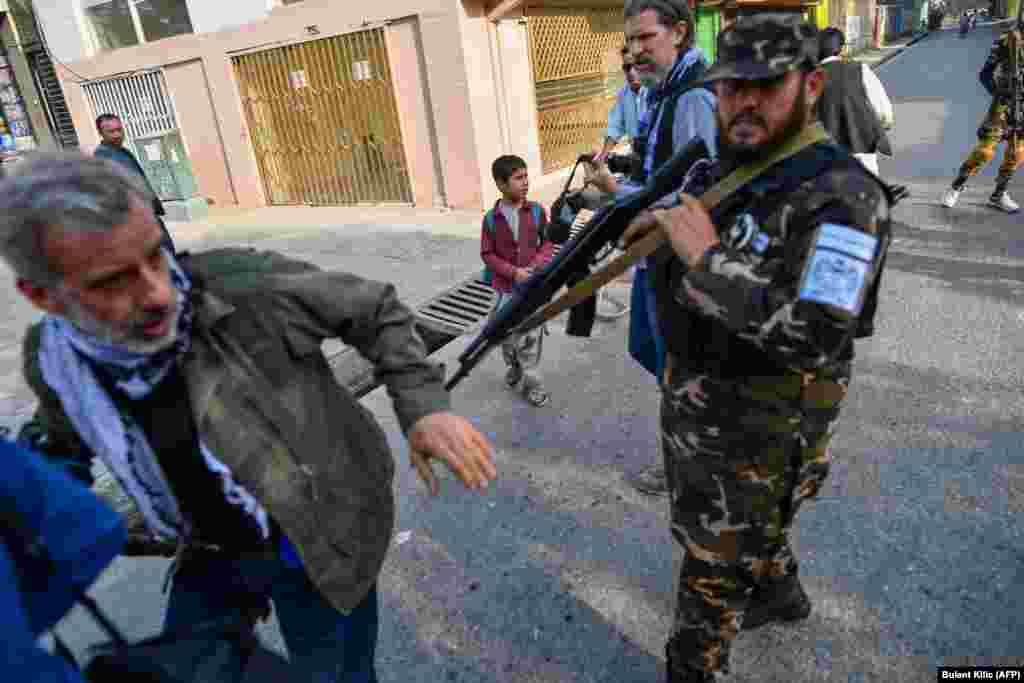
954, 98, 1024, 192
659, 360, 849, 678
492, 292, 545, 390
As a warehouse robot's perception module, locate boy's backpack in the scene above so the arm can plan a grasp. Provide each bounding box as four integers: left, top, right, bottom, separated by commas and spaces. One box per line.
481, 202, 545, 286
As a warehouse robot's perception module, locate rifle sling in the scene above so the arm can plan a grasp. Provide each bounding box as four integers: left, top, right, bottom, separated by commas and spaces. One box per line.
513, 123, 830, 335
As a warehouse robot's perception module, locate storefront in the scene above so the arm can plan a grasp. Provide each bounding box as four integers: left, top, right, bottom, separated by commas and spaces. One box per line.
0, 50, 36, 158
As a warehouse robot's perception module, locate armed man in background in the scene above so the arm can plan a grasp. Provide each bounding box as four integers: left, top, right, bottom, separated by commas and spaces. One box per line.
586, 0, 718, 496
942, 23, 1024, 213
620, 14, 892, 682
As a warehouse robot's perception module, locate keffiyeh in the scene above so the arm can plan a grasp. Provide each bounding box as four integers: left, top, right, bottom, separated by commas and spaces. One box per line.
38, 250, 268, 543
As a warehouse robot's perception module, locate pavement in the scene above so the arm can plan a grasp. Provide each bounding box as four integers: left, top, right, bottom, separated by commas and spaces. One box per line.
5, 22, 1023, 683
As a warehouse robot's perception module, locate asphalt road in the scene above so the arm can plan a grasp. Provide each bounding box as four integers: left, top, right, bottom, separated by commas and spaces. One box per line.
24, 24, 1024, 682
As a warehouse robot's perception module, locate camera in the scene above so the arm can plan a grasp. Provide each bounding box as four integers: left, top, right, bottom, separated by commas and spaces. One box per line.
579, 152, 635, 176
547, 189, 590, 245
604, 153, 635, 176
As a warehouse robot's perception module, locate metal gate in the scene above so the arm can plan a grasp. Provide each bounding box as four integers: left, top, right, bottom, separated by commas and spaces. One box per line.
82, 70, 177, 141
526, 7, 625, 174
232, 28, 412, 206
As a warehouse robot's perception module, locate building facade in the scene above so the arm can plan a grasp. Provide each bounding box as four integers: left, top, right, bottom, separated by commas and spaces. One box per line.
34, 0, 835, 212
0, 0, 80, 163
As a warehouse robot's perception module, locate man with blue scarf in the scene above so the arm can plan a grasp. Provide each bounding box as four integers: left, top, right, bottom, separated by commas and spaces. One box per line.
2, 153, 497, 682
585, 0, 718, 495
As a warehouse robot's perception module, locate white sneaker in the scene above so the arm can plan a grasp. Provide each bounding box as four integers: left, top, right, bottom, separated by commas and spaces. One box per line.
941, 187, 961, 208
990, 192, 1020, 213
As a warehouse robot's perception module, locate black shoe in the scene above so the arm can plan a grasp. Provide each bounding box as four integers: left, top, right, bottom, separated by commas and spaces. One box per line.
742, 577, 812, 631
666, 665, 714, 683
628, 465, 668, 496
505, 365, 523, 388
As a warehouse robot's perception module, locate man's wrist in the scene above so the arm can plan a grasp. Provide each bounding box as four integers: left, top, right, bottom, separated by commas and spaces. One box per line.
693, 241, 720, 271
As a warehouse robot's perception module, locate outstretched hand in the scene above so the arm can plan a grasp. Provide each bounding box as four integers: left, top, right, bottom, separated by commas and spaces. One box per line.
407, 413, 497, 496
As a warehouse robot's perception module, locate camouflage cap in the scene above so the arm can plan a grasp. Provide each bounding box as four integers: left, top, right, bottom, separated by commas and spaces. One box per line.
703, 13, 820, 83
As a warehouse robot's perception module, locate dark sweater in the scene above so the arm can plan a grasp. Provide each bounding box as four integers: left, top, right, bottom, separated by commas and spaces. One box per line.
97, 363, 266, 551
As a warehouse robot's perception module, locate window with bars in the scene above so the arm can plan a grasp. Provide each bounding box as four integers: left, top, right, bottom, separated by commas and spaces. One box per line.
83, 0, 194, 52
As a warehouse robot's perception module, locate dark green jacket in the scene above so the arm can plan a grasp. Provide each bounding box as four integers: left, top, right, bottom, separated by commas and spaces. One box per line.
94, 142, 165, 216
21, 247, 450, 613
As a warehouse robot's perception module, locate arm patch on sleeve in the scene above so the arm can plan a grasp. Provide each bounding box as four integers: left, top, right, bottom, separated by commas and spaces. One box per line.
798, 223, 879, 315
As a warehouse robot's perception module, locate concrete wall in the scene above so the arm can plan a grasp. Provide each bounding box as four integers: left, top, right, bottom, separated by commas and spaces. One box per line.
162, 59, 236, 206
456, 1, 550, 208
455, 1, 505, 209
187, 0, 270, 35
388, 17, 443, 208
42, 0, 491, 209
32, 0, 88, 63
493, 14, 543, 186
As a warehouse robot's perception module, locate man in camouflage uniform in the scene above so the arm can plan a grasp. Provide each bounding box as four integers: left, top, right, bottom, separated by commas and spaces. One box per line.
622, 15, 891, 682
942, 24, 1024, 213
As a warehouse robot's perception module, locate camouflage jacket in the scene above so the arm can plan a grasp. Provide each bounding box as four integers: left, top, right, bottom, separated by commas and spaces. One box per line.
19, 248, 450, 613
980, 31, 1024, 100
654, 136, 892, 380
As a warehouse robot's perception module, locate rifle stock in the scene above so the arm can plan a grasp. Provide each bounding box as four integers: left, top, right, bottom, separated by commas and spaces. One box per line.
443, 138, 711, 391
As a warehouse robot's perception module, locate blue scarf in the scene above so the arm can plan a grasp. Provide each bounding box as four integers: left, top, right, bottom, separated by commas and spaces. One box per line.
39, 251, 269, 543
61, 251, 195, 398
637, 47, 709, 180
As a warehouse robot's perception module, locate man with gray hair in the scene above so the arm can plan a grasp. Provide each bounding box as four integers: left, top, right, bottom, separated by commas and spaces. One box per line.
585, 0, 718, 496
4, 152, 497, 682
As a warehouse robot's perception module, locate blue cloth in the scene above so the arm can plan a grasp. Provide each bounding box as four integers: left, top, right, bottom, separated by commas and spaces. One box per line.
0, 439, 126, 682
164, 545, 379, 683
626, 48, 717, 379
38, 250, 270, 542
628, 268, 666, 379
639, 47, 717, 179
606, 85, 648, 141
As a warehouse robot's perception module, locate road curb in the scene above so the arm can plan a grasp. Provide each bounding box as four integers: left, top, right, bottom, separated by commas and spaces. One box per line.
868, 31, 931, 70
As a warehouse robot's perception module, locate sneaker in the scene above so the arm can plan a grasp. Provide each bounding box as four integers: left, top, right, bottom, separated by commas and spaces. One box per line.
742, 577, 812, 631
505, 365, 523, 388
525, 386, 550, 407
990, 192, 1020, 213
940, 187, 961, 208
628, 465, 669, 495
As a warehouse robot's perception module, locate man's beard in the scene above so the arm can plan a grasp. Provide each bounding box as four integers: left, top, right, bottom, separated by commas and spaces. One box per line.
61, 294, 181, 355
718, 85, 810, 167
635, 57, 672, 88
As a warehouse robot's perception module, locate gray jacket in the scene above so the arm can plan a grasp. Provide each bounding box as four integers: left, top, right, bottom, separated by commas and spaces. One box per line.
22, 248, 450, 612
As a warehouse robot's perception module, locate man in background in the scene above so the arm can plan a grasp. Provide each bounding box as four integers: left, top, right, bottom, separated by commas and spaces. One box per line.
94, 113, 175, 252
816, 27, 894, 176
584, 0, 718, 497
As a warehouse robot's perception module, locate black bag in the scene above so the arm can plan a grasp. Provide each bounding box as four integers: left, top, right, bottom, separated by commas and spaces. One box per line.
73, 593, 293, 683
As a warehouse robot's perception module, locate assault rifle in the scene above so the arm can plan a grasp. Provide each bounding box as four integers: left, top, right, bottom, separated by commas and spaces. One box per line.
444, 124, 909, 392
443, 137, 712, 391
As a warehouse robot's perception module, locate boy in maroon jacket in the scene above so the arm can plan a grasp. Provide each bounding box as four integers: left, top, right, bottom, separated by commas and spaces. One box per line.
480, 155, 555, 407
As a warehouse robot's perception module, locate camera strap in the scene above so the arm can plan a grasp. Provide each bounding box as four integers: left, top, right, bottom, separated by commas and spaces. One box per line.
512, 122, 830, 335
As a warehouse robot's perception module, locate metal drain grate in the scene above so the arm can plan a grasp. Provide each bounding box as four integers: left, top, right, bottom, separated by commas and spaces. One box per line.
416, 276, 498, 336
328, 273, 498, 399
329, 211, 599, 399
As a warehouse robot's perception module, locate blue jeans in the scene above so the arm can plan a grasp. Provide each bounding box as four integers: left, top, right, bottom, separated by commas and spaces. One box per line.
163, 538, 379, 683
